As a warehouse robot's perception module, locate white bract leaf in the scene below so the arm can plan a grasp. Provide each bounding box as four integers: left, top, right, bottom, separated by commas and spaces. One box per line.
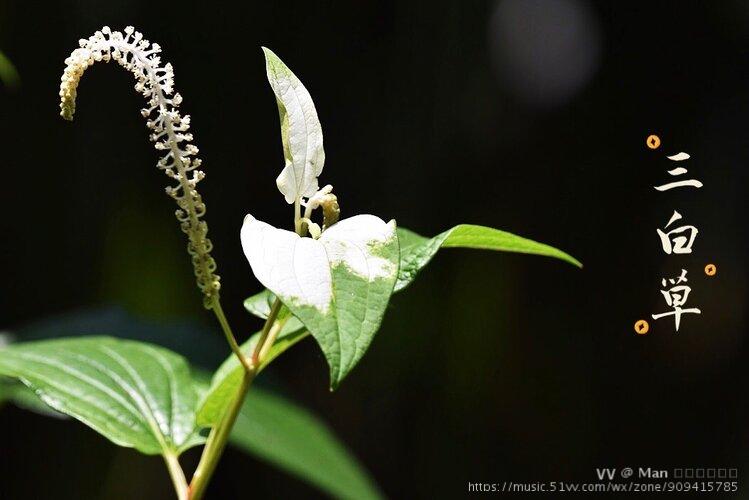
241, 216, 331, 313
263, 47, 325, 204
241, 214, 399, 388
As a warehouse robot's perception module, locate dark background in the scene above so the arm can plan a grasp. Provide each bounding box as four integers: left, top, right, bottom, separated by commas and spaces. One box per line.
1, 0, 748, 498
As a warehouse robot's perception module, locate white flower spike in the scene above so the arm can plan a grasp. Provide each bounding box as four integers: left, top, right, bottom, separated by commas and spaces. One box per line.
59, 27, 220, 305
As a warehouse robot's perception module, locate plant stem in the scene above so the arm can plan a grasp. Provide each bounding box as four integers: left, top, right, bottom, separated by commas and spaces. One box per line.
257, 309, 287, 362
188, 372, 251, 500
188, 299, 285, 500
210, 296, 252, 373
189, 197, 305, 499
164, 452, 189, 500
251, 298, 283, 366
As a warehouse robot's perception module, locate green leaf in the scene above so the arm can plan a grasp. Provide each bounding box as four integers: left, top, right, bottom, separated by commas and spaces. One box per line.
0, 336, 204, 455
395, 224, 581, 291
244, 290, 278, 320
241, 214, 400, 389
230, 388, 383, 500
263, 47, 325, 204
244, 289, 277, 319
0, 378, 66, 417
197, 320, 308, 426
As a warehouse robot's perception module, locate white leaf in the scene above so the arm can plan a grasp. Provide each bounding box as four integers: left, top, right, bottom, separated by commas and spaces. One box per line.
240, 214, 399, 387
241, 215, 332, 313
320, 215, 399, 281
263, 47, 325, 204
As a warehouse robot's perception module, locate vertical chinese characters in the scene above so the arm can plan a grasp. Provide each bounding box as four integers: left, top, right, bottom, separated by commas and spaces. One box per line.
648, 142, 704, 333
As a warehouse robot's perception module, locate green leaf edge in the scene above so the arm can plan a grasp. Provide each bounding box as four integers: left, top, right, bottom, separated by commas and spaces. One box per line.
231, 387, 383, 500
0, 336, 205, 456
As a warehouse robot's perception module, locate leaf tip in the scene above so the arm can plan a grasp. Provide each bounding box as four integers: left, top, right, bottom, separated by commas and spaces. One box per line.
261, 47, 290, 77
563, 253, 583, 269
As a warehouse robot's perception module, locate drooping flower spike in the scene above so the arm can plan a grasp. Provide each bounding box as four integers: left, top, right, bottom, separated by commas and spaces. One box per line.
59, 26, 220, 306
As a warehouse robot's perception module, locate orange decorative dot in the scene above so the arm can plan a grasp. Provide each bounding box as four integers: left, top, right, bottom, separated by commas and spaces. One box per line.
634, 320, 649, 335
646, 134, 661, 149
705, 263, 717, 276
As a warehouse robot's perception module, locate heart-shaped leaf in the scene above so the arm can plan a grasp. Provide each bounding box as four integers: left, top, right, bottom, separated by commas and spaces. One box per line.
241, 214, 399, 388
263, 47, 325, 204
0, 336, 204, 455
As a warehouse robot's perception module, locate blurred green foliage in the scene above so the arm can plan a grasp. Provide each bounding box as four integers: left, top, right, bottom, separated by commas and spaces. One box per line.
0, 49, 19, 88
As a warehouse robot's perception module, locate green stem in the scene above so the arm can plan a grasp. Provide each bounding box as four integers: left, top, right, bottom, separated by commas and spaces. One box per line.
164, 452, 189, 500
257, 310, 287, 362
188, 298, 285, 500
251, 299, 283, 366
188, 197, 305, 499
210, 296, 252, 373
188, 372, 251, 500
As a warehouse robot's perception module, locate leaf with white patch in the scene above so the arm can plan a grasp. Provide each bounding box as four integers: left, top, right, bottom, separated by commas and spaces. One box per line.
241, 214, 399, 388
263, 47, 325, 204
238, 225, 580, 388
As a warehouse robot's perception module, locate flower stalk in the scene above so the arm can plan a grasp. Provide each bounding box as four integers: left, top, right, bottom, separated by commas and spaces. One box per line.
59, 26, 253, 499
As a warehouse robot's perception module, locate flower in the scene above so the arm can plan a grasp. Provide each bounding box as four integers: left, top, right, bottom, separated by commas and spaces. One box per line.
60, 27, 220, 305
